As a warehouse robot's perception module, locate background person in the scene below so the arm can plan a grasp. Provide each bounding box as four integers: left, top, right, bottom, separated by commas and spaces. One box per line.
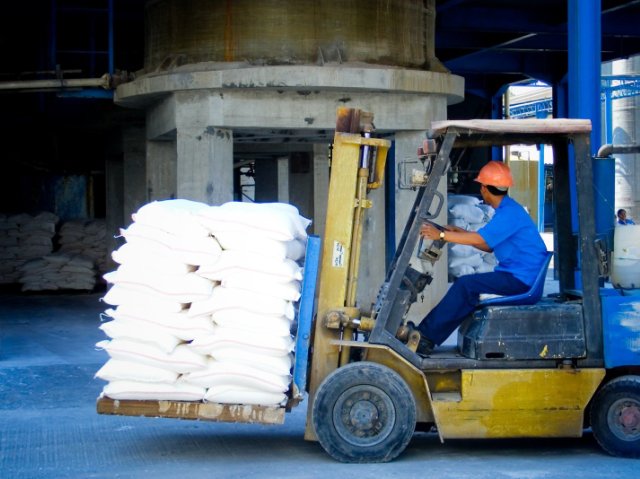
617, 208, 635, 225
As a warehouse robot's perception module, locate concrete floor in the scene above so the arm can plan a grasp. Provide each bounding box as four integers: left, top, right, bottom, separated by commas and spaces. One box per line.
1, 291, 638, 479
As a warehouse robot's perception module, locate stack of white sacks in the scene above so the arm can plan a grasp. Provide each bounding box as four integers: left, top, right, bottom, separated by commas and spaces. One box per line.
96, 199, 309, 406
17, 253, 97, 292
447, 195, 497, 278
58, 219, 109, 274
16, 219, 107, 292
0, 212, 59, 284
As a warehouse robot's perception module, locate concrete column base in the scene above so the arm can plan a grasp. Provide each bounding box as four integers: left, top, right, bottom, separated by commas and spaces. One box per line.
176, 127, 233, 205
146, 139, 177, 202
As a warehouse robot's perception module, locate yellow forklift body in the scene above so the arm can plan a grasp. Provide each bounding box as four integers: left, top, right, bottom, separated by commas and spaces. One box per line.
329, 339, 605, 441
431, 368, 605, 439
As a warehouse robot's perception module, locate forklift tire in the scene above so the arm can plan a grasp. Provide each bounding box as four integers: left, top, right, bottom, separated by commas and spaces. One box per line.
590, 375, 640, 458
312, 361, 416, 463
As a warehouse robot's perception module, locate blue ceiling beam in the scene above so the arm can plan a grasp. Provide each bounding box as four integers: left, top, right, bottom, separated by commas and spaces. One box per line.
57, 89, 113, 99
445, 50, 561, 84
437, 9, 566, 33
436, 0, 640, 101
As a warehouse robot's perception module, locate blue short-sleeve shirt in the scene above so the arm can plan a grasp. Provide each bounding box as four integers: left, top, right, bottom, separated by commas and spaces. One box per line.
477, 196, 548, 286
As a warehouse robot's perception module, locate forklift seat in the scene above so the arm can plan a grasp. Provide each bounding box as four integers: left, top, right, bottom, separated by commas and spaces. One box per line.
478, 251, 553, 307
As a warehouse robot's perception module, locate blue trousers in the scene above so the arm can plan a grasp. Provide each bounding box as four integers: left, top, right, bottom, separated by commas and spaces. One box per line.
417, 271, 529, 345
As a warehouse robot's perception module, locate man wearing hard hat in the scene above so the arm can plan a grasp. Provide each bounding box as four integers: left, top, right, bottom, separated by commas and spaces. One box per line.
415, 161, 548, 356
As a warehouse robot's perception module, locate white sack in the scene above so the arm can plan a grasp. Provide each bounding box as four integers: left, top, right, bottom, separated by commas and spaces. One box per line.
181, 360, 290, 393
467, 222, 485, 232
449, 244, 478, 258
103, 380, 205, 401
449, 264, 476, 278
449, 204, 485, 224
196, 250, 302, 283
214, 231, 306, 261
189, 329, 294, 357
189, 287, 295, 320
101, 284, 186, 313
285, 238, 307, 262
119, 222, 222, 266
204, 386, 286, 406
477, 204, 495, 221
449, 254, 484, 269
221, 276, 301, 301
196, 201, 310, 242
95, 359, 179, 383
449, 218, 469, 230
203, 349, 293, 376
476, 261, 497, 273
103, 267, 214, 303
112, 242, 195, 275
132, 199, 211, 238
482, 253, 498, 266
97, 339, 207, 373
447, 195, 481, 207
104, 306, 215, 342
99, 319, 182, 353
212, 310, 292, 337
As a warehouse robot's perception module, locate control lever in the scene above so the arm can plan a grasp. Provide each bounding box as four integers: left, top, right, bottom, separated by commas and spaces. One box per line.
417, 220, 447, 265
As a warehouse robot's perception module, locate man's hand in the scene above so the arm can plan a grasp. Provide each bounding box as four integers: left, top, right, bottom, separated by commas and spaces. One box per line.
420, 223, 442, 241
420, 222, 492, 252
420, 223, 465, 240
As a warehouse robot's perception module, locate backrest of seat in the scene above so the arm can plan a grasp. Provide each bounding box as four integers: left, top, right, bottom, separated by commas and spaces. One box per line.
479, 251, 553, 307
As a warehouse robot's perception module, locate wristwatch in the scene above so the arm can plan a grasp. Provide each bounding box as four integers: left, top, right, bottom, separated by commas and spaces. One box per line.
439, 231, 446, 241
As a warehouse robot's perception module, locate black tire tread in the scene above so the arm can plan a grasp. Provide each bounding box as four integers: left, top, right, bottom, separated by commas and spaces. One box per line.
590, 375, 640, 458
312, 361, 417, 463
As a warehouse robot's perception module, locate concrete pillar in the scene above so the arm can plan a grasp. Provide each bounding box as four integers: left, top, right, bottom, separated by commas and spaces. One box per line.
289, 152, 314, 224
173, 91, 233, 205
146, 139, 177, 202
122, 125, 146, 224
394, 131, 449, 332
277, 157, 290, 203
254, 158, 278, 202
176, 127, 233, 205
313, 143, 330, 238
105, 154, 124, 272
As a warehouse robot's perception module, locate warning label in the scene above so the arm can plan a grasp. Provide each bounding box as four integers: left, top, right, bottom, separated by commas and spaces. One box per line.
332, 241, 345, 268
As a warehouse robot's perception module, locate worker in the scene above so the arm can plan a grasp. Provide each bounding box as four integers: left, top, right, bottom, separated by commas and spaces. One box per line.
413, 161, 548, 356
617, 208, 635, 225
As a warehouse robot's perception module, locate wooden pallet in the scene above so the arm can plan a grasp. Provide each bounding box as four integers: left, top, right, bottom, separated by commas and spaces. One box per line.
97, 397, 286, 425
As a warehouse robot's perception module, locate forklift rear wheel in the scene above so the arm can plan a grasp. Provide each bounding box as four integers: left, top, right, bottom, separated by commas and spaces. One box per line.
312, 361, 416, 463
590, 375, 640, 458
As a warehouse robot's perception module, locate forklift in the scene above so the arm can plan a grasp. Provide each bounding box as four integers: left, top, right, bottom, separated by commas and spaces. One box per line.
98, 108, 640, 462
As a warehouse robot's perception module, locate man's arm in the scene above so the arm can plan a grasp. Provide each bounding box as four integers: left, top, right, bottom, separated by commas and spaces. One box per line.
420, 223, 493, 252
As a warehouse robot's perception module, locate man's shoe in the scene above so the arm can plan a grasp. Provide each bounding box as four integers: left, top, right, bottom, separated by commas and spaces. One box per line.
396, 321, 417, 342
416, 336, 435, 357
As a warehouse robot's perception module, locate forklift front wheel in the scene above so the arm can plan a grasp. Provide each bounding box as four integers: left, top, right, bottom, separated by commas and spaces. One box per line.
312, 361, 416, 463
590, 375, 640, 458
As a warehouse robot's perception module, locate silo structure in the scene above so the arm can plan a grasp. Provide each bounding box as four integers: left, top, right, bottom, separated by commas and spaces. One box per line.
144, 0, 442, 70
113, 0, 463, 310
611, 57, 640, 222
